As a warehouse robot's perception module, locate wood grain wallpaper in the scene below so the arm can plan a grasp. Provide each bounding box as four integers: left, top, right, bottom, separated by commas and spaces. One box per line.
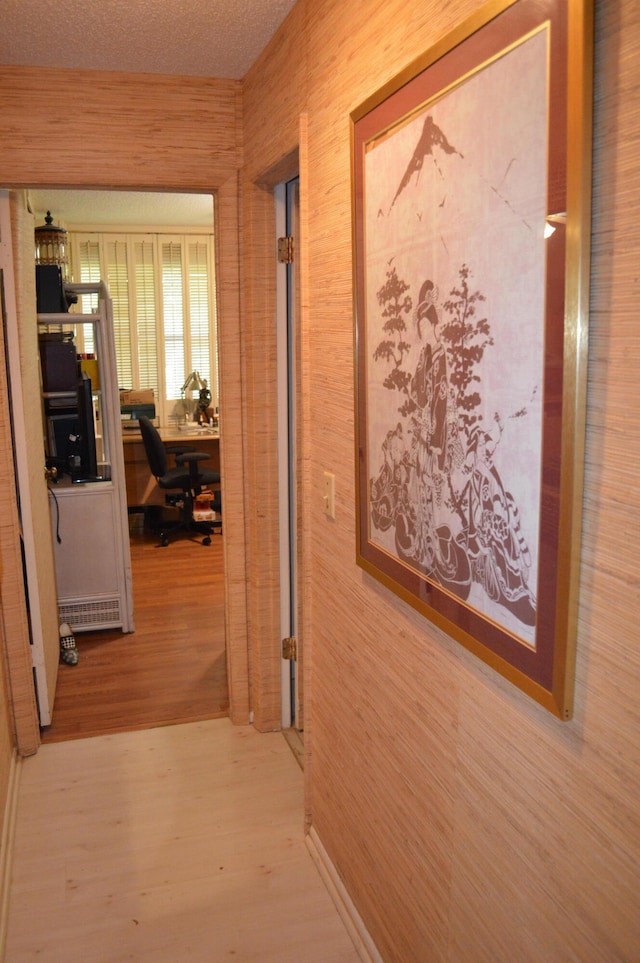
243, 0, 640, 959
0, 67, 239, 191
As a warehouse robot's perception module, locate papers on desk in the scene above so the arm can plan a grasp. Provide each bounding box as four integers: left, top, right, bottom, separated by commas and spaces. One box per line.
178, 424, 219, 436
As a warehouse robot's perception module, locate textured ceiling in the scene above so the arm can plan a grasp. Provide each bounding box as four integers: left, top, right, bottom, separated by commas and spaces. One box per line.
1, 0, 298, 80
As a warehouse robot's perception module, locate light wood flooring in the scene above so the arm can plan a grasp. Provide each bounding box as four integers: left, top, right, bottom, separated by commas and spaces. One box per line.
42, 519, 229, 743
5, 718, 360, 962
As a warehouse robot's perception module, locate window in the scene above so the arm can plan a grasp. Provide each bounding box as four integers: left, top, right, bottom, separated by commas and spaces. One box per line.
70, 231, 217, 426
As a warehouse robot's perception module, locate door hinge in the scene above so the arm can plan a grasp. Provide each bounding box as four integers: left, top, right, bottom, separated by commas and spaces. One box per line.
277, 235, 294, 264
282, 636, 297, 660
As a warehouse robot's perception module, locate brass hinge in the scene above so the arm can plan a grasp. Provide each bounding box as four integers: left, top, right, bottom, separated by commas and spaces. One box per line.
282, 636, 297, 660
277, 235, 294, 264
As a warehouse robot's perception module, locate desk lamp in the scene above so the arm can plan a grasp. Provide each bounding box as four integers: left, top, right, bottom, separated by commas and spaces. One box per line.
181, 370, 205, 422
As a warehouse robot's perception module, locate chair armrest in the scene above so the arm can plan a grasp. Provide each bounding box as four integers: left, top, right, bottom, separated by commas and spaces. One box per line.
175, 450, 214, 495
175, 451, 210, 465
166, 444, 196, 458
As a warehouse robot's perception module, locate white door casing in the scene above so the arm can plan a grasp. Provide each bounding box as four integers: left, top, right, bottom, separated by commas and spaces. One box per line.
0, 190, 61, 727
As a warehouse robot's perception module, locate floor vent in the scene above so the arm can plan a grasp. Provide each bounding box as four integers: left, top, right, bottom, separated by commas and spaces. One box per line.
58, 598, 122, 632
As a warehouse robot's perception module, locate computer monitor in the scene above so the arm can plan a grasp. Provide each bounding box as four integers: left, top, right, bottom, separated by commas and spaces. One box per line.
74, 372, 98, 481
47, 373, 99, 481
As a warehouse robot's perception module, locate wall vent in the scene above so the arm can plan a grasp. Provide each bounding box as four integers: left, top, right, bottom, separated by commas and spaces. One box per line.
58, 597, 122, 633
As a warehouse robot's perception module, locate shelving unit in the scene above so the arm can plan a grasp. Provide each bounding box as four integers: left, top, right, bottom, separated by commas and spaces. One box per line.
38, 281, 134, 633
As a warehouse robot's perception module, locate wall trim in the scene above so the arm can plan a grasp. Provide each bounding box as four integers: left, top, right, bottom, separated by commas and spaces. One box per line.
0, 751, 22, 959
306, 826, 384, 963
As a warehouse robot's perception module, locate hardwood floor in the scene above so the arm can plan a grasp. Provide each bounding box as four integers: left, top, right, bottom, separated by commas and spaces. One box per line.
5, 718, 361, 962
5, 520, 358, 962
41, 519, 229, 743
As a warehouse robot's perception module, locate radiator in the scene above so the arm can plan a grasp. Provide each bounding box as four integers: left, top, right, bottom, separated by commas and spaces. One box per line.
58, 596, 123, 633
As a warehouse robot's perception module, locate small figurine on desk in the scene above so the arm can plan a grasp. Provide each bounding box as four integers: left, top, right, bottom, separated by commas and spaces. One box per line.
198, 380, 213, 424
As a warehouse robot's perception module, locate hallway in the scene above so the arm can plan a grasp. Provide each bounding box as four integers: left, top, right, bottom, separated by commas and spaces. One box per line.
5, 718, 360, 961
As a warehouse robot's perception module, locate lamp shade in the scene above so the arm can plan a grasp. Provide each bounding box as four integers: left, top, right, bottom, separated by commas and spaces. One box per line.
35, 211, 69, 278
181, 370, 206, 394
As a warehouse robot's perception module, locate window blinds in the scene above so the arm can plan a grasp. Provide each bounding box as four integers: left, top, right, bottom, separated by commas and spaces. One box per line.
70, 232, 216, 425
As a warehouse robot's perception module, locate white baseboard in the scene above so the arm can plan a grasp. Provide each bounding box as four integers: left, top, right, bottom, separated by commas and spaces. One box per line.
0, 751, 21, 962
306, 826, 385, 963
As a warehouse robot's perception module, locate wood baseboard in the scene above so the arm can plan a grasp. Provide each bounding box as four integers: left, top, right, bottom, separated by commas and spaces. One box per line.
0, 751, 21, 960
306, 826, 384, 963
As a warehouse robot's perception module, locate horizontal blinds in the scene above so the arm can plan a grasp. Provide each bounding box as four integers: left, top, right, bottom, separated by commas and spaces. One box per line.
105, 238, 133, 389
69, 231, 216, 423
133, 239, 159, 401
74, 239, 101, 353
161, 240, 185, 401
188, 239, 211, 390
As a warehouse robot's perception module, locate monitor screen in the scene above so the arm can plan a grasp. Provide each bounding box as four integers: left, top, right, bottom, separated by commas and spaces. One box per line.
74, 372, 98, 481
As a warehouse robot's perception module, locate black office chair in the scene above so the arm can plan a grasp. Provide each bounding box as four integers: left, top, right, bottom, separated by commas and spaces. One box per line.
138, 416, 221, 546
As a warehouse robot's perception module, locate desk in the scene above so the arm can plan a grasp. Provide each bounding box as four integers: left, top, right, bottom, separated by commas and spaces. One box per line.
122, 427, 220, 509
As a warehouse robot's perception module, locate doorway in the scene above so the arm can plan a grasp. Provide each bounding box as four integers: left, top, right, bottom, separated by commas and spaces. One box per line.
10, 187, 229, 740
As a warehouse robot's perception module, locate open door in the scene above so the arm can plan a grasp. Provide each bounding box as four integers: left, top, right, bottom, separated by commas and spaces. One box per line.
0, 190, 61, 727
277, 176, 303, 730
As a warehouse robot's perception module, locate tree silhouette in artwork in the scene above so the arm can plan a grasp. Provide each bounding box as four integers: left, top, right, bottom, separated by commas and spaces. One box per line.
440, 264, 493, 438
372, 267, 414, 415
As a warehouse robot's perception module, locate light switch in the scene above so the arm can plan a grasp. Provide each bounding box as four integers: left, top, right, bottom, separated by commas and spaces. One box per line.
323, 471, 335, 519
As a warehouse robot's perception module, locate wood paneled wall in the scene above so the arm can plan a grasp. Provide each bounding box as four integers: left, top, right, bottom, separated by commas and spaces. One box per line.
243, 0, 640, 959
0, 66, 252, 739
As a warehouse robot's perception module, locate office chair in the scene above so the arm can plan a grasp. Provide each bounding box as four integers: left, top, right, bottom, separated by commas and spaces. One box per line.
138, 416, 221, 546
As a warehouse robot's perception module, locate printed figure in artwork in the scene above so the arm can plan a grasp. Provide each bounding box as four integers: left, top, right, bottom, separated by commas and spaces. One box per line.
410, 279, 463, 483
370, 423, 407, 533
456, 422, 536, 625
372, 274, 470, 600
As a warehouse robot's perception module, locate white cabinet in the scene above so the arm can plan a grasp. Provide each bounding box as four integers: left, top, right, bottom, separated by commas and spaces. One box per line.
50, 481, 133, 632
39, 282, 134, 633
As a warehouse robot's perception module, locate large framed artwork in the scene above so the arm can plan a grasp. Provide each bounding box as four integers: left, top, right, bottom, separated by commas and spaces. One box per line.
351, 0, 593, 718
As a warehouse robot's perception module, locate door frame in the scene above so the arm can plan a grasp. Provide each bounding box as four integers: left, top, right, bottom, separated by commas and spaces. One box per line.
2, 191, 62, 722
0, 176, 253, 744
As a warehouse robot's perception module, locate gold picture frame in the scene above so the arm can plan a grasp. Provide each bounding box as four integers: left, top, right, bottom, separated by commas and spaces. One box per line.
351, 0, 593, 718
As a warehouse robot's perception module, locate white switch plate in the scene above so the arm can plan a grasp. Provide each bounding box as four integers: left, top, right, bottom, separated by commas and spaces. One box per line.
323, 471, 335, 519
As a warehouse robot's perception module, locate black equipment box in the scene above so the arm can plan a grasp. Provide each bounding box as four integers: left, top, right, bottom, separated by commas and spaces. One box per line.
39, 334, 78, 393
35, 264, 68, 314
